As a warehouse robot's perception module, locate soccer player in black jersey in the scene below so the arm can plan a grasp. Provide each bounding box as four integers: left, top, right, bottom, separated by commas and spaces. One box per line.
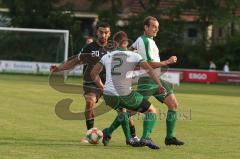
51, 22, 111, 138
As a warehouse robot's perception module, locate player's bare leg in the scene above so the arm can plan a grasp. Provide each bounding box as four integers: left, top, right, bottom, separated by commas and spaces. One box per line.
128, 111, 140, 141
84, 92, 97, 130
129, 115, 136, 137
81, 93, 97, 143
164, 94, 184, 145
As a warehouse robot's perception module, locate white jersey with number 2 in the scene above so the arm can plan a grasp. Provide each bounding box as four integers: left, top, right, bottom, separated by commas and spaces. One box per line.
99, 50, 144, 96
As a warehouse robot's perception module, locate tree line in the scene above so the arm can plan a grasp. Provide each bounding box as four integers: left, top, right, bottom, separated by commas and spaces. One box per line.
1, 0, 240, 70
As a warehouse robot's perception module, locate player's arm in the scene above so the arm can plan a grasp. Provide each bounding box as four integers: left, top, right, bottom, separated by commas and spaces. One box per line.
147, 56, 177, 69
128, 46, 135, 51
139, 61, 167, 95
129, 43, 177, 68
51, 54, 85, 72
90, 63, 104, 90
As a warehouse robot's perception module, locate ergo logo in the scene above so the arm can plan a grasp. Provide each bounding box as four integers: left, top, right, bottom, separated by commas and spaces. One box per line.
189, 73, 207, 80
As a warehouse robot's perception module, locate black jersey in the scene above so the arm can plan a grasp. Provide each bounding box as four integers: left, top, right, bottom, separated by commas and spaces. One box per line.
78, 41, 107, 82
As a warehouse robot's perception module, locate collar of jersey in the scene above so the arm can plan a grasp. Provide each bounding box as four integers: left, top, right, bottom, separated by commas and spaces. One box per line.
142, 34, 153, 39
116, 48, 128, 51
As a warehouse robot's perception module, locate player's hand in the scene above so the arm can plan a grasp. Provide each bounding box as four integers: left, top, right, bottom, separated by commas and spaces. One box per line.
167, 56, 177, 64
158, 86, 167, 96
50, 64, 59, 72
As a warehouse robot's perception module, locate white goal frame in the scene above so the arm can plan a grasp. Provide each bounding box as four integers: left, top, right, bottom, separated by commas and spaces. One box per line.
0, 27, 69, 62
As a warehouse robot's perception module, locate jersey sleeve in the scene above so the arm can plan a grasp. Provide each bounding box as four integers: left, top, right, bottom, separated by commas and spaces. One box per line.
135, 53, 144, 63
99, 54, 107, 66
131, 38, 140, 50
77, 45, 91, 63
129, 52, 144, 64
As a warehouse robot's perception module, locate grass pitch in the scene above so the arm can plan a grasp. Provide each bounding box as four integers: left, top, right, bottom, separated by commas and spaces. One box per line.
0, 74, 240, 159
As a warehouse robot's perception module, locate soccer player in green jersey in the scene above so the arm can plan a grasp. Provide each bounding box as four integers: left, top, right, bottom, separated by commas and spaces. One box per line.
91, 31, 167, 149
129, 16, 184, 145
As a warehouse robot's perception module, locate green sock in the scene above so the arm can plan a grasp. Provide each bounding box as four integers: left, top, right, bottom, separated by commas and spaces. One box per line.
142, 112, 157, 139
107, 112, 131, 140
166, 110, 177, 139
119, 112, 131, 140
107, 114, 122, 136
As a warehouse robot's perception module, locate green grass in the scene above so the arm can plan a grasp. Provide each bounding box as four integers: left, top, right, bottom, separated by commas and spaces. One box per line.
0, 74, 240, 159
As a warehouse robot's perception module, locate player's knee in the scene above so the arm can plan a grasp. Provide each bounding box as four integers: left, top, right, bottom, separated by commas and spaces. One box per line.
165, 95, 179, 111
147, 105, 157, 114
85, 96, 96, 105
128, 110, 137, 116
118, 108, 126, 113
85, 93, 97, 103
169, 101, 178, 111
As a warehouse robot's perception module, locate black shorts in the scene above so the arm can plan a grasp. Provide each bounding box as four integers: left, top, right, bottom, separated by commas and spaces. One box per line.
136, 98, 151, 113
83, 82, 102, 102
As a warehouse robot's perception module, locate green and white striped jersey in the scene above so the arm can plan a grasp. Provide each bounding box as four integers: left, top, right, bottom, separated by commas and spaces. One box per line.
132, 35, 160, 62
132, 35, 161, 77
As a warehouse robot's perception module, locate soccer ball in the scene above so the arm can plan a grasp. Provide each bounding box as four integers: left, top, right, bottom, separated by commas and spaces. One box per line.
86, 128, 103, 144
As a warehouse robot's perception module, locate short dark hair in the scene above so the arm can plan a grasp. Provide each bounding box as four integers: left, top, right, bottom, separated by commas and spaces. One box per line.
96, 21, 110, 30
143, 16, 158, 27
113, 31, 128, 44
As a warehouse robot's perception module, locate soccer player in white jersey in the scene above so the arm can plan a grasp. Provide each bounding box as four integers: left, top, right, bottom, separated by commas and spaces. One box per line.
91, 31, 167, 149
129, 16, 184, 145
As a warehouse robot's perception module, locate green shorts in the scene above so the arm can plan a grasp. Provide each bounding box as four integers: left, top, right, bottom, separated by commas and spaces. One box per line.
137, 77, 174, 103
103, 91, 151, 113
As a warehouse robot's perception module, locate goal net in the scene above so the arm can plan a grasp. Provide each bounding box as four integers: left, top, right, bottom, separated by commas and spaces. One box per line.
0, 27, 82, 74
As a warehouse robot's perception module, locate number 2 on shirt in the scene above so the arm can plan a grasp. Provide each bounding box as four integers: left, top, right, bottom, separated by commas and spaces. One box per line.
111, 57, 123, 75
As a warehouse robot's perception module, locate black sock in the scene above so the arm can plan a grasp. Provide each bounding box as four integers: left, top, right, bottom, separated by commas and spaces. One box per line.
86, 119, 94, 130
130, 125, 136, 137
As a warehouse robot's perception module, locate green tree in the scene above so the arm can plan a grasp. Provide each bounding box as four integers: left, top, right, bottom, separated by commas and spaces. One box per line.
179, 0, 240, 43
2, 0, 73, 29
0, 0, 4, 7
89, 0, 122, 34
180, 0, 240, 69
209, 34, 240, 70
